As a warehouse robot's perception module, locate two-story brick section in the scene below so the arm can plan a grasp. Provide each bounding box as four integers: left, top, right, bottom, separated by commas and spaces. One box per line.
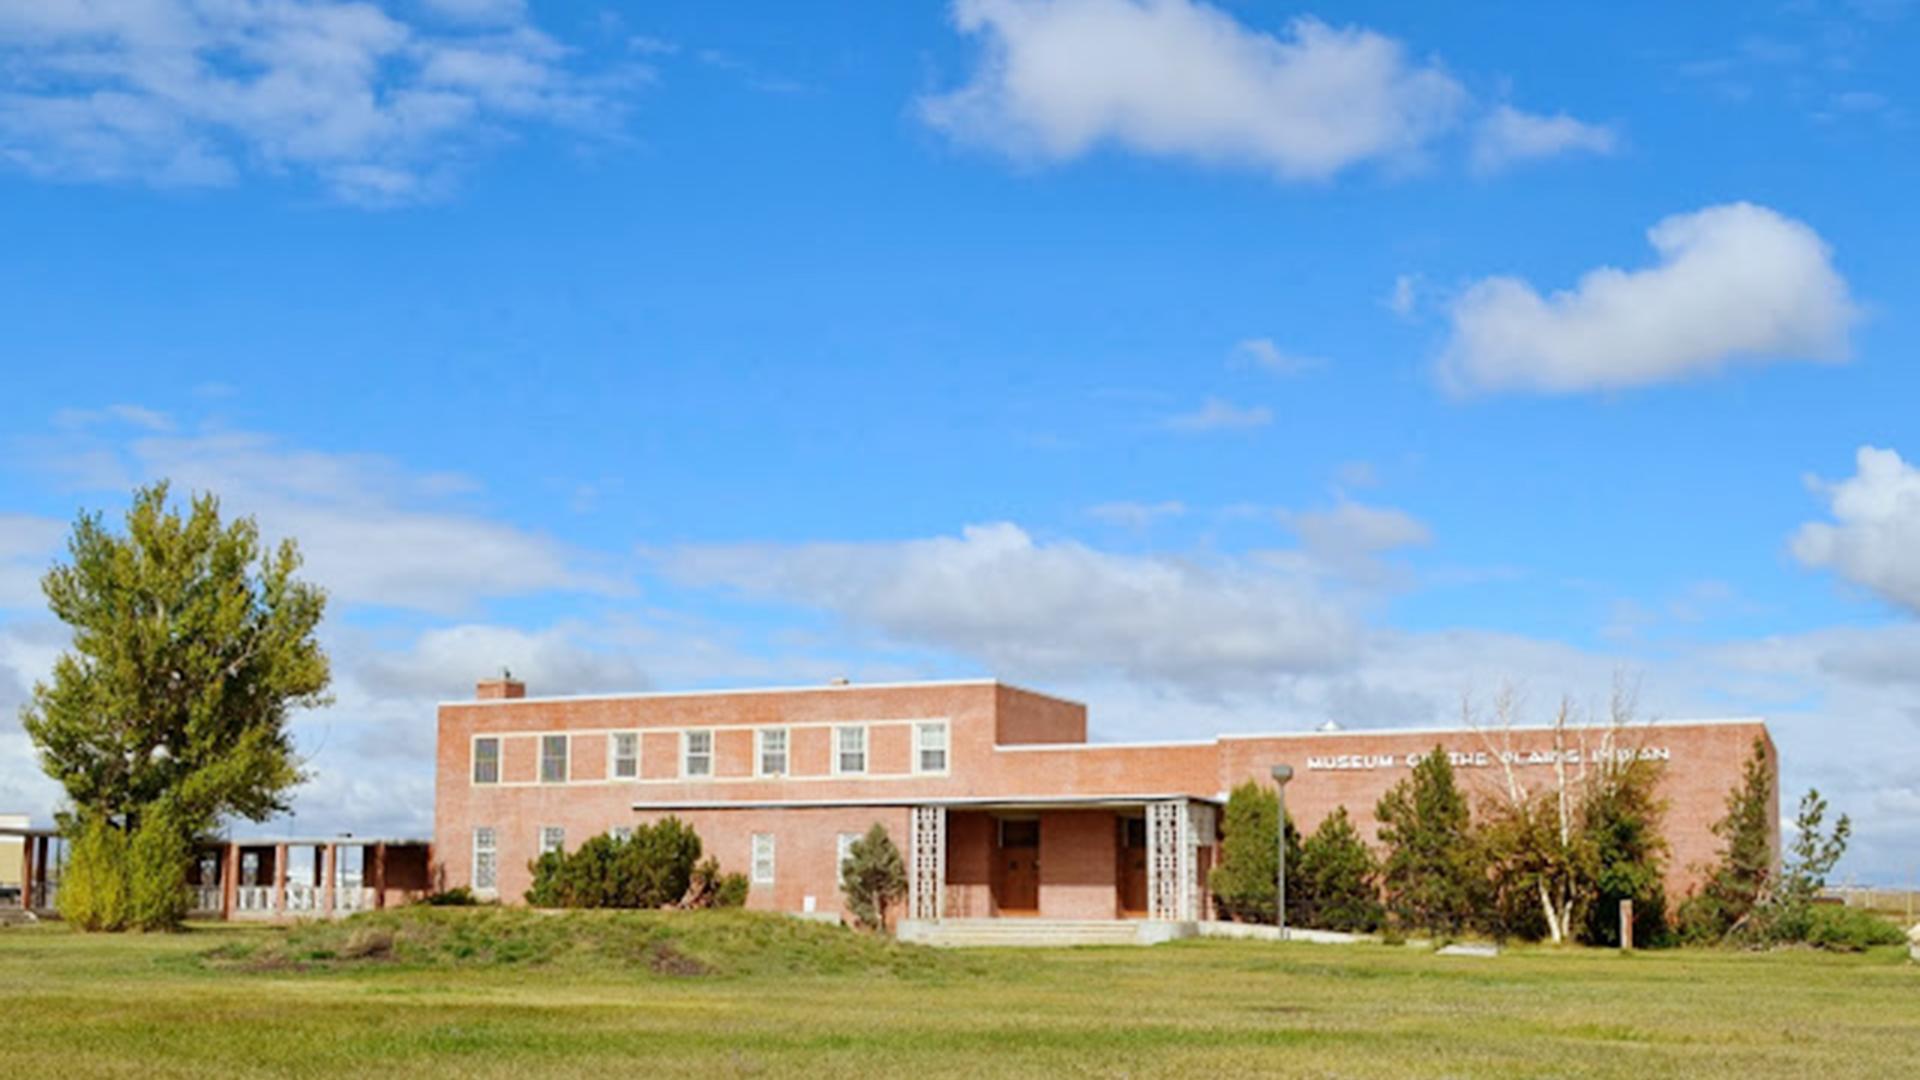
434, 676, 1777, 925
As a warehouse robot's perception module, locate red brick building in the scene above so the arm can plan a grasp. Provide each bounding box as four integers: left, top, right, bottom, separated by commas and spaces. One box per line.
433, 676, 1776, 926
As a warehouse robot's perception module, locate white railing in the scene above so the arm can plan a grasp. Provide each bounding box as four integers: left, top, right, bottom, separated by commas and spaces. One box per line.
284, 883, 319, 912
191, 886, 223, 912
333, 886, 372, 913
236, 885, 274, 912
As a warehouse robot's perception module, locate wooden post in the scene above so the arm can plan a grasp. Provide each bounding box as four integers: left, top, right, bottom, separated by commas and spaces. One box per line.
273, 842, 289, 914
1620, 899, 1634, 952
373, 842, 387, 909
221, 842, 238, 919
19, 832, 35, 911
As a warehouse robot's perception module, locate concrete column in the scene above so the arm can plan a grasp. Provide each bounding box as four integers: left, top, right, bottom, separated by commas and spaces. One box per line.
273, 842, 288, 913
221, 842, 238, 919
19, 833, 35, 911
373, 842, 387, 909
321, 844, 336, 916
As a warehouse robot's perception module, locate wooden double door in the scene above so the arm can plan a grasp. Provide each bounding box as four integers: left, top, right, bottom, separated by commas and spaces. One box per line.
994, 818, 1040, 914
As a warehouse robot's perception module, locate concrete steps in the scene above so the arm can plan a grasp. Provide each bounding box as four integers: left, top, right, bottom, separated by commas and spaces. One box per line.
899, 918, 1193, 948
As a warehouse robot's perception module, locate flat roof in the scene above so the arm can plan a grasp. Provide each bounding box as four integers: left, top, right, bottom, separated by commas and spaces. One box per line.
632, 792, 1222, 812
441, 677, 1081, 710
993, 715, 1769, 753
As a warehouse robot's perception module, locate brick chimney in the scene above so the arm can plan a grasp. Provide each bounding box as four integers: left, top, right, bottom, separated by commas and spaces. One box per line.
476, 675, 526, 700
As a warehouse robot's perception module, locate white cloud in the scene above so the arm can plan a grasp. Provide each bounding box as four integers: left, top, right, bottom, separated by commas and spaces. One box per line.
1441, 202, 1856, 394
920, 1, 1610, 182
921, 1, 1467, 179
0, 0, 628, 203
1471, 104, 1616, 173
1793, 446, 1920, 614
1385, 273, 1420, 318
1087, 500, 1186, 529
657, 522, 1360, 691
0, 515, 66, 610
1231, 337, 1322, 375
1164, 396, 1271, 432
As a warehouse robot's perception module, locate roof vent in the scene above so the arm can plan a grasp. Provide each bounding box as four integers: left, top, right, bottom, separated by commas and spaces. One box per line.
828, 676, 851, 687
1317, 719, 1342, 733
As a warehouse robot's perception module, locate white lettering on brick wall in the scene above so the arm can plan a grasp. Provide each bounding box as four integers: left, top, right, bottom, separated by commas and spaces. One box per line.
1305, 746, 1672, 771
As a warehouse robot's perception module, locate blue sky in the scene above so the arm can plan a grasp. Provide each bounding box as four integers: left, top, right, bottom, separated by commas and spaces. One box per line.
1, 1, 1917, 880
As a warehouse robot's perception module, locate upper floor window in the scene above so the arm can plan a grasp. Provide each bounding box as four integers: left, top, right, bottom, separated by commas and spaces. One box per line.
757, 727, 789, 777
751, 833, 776, 885
610, 732, 639, 779
473, 827, 498, 893
835, 725, 867, 775
915, 721, 948, 774
472, 737, 500, 784
683, 730, 713, 778
540, 734, 568, 783
539, 826, 565, 855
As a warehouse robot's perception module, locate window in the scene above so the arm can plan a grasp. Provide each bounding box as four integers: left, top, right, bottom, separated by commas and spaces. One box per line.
611, 826, 633, 843
472, 737, 500, 784
539, 826, 565, 855
683, 730, 713, 777
835, 725, 867, 775
751, 833, 776, 885
914, 721, 948, 774
540, 734, 569, 784
836, 832, 860, 874
473, 827, 498, 893
757, 727, 789, 777
610, 732, 638, 779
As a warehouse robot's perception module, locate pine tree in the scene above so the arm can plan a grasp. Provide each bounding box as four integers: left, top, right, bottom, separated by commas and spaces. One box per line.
1376, 747, 1485, 935
1294, 807, 1383, 933
1207, 779, 1301, 924
1579, 755, 1670, 946
840, 823, 907, 930
23, 484, 331, 931
1678, 736, 1774, 942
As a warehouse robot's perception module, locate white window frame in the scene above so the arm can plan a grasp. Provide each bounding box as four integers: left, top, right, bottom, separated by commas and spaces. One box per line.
472, 827, 498, 895
756, 727, 789, 777
472, 736, 501, 785
609, 731, 639, 780
836, 832, 860, 875
539, 826, 565, 856
833, 724, 868, 776
539, 734, 569, 784
751, 833, 776, 885
913, 721, 949, 775
611, 826, 633, 843
682, 729, 714, 778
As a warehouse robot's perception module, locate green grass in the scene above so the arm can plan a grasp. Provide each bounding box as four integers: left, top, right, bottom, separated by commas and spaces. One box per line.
2, 908, 1916, 1078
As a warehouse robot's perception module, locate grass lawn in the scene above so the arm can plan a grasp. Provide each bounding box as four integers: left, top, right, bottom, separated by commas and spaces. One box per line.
2, 909, 1915, 1079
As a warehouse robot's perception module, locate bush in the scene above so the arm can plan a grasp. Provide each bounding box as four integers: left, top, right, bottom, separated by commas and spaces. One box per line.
524, 818, 711, 909
1803, 905, 1908, 952
126, 810, 192, 931
418, 887, 477, 907
683, 857, 749, 910
58, 815, 131, 932
840, 823, 907, 930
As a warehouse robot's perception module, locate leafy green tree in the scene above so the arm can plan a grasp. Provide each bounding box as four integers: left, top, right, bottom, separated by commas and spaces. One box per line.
1293, 807, 1383, 933
1376, 747, 1485, 935
1207, 780, 1301, 924
1678, 737, 1775, 942
1580, 756, 1670, 946
840, 823, 907, 930
24, 484, 331, 931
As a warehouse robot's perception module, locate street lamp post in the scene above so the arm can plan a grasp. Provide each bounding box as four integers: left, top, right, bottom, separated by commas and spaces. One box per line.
1271, 763, 1294, 939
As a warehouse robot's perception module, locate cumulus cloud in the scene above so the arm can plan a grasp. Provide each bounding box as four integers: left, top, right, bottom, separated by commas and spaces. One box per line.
1164, 396, 1271, 432
1441, 202, 1856, 394
0, 0, 631, 203
1231, 337, 1322, 375
0, 515, 67, 610
1471, 104, 1617, 173
657, 522, 1360, 691
920, 1, 1609, 181
920, 1, 1467, 179
1793, 446, 1920, 614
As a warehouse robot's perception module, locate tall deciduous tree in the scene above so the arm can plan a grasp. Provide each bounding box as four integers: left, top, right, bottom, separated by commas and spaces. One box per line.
22, 484, 330, 928
1376, 746, 1484, 935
